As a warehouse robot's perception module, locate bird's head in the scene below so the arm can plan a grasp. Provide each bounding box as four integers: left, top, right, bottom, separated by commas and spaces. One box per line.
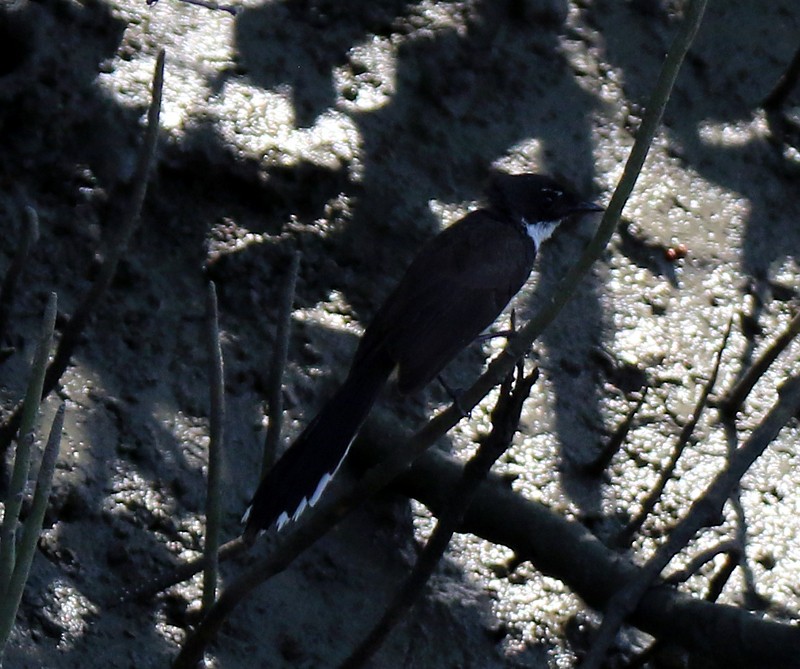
486, 173, 603, 251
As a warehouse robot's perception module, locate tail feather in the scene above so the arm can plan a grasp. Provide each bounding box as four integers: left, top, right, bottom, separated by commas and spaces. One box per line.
244, 356, 392, 537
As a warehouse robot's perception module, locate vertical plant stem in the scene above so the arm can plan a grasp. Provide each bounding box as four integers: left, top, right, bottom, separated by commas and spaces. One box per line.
202, 282, 225, 612
0, 293, 56, 596
261, 249, 300, 476
39, 48, 166, 399
0, 403, 65, 659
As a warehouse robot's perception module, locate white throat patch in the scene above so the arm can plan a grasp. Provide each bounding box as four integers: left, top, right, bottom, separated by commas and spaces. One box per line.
523, 218, 560, 251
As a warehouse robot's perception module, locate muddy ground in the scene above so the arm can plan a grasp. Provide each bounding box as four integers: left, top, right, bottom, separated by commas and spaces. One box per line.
1, 0, 799, 667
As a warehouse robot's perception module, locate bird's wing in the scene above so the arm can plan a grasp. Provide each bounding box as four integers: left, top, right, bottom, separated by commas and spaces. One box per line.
354, 211, 535, 394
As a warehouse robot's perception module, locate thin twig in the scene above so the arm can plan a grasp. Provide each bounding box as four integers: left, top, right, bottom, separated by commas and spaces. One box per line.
0, 50, 165, 457
202, 281, 225, 612
581, 389, 648, 477
179, 0, 239, 15
618, 315, 731, 546
704, 547, 740, 603
663, 541, 740, 585
261, 250, 300, 476
727, 488, 763, 608
121, 536, 248, 605
146, 0, 240, 16
719, 309, 800, 418
762, 43, 800, 111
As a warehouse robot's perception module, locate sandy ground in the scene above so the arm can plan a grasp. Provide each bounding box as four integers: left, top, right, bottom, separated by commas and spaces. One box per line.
1, 0, 799, 667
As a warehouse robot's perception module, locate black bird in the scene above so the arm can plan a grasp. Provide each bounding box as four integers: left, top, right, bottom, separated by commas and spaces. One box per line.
243, 173, 602, 538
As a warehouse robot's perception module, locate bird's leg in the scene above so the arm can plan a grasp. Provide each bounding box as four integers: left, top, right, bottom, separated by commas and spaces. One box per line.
436, 374, 469, 418
478, 309, 520, 345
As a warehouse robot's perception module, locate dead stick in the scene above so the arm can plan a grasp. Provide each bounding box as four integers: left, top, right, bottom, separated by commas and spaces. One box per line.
720, 309, 800, 417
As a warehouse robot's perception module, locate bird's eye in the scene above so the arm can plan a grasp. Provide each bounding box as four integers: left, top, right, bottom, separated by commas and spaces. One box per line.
541, 188, 562, 207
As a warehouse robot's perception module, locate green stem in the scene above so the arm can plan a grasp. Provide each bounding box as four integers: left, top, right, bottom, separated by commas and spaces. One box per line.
0, 293, 56, 597
262, 250, 300, 476
0, 403, 65, 659
202, 282, 225, 612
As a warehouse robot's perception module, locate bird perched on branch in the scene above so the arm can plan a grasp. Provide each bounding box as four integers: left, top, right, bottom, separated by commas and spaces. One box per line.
243, 173, 602, 539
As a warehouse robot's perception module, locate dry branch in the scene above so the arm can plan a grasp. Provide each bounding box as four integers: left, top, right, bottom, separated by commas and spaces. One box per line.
719, 309, 800, 417
618, 316, 731, 546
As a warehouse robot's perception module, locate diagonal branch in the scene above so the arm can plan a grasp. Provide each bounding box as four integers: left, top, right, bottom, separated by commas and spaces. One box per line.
719, 308, 800, 418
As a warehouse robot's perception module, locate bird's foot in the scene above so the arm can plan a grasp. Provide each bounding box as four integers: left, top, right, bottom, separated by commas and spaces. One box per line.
436, 375, 469, 418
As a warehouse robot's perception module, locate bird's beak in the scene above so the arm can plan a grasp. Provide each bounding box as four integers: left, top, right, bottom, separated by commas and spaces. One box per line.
572, 201, 604, 215
559, 200, 603, 225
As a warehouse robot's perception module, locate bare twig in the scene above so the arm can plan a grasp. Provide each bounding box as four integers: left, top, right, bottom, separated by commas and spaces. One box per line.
618, 315, 731, 546
341, 364, 539, 669
663, 541, 740, 585
178, 0, 239, 15
704, 547, 740, 603
719, 309, 800, 418
202, 281, 225, 612
261, 250, 300, 476
121, 536, 248, 605
146, 0, 240, 16
0, 50, 165, 456
581, 389, 648, 477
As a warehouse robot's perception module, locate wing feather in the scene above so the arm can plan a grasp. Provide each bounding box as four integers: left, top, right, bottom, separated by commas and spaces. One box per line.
353, 211, 536, 394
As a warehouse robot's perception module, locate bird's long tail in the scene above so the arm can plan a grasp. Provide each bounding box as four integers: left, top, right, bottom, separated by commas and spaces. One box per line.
243, 354, 393, 539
